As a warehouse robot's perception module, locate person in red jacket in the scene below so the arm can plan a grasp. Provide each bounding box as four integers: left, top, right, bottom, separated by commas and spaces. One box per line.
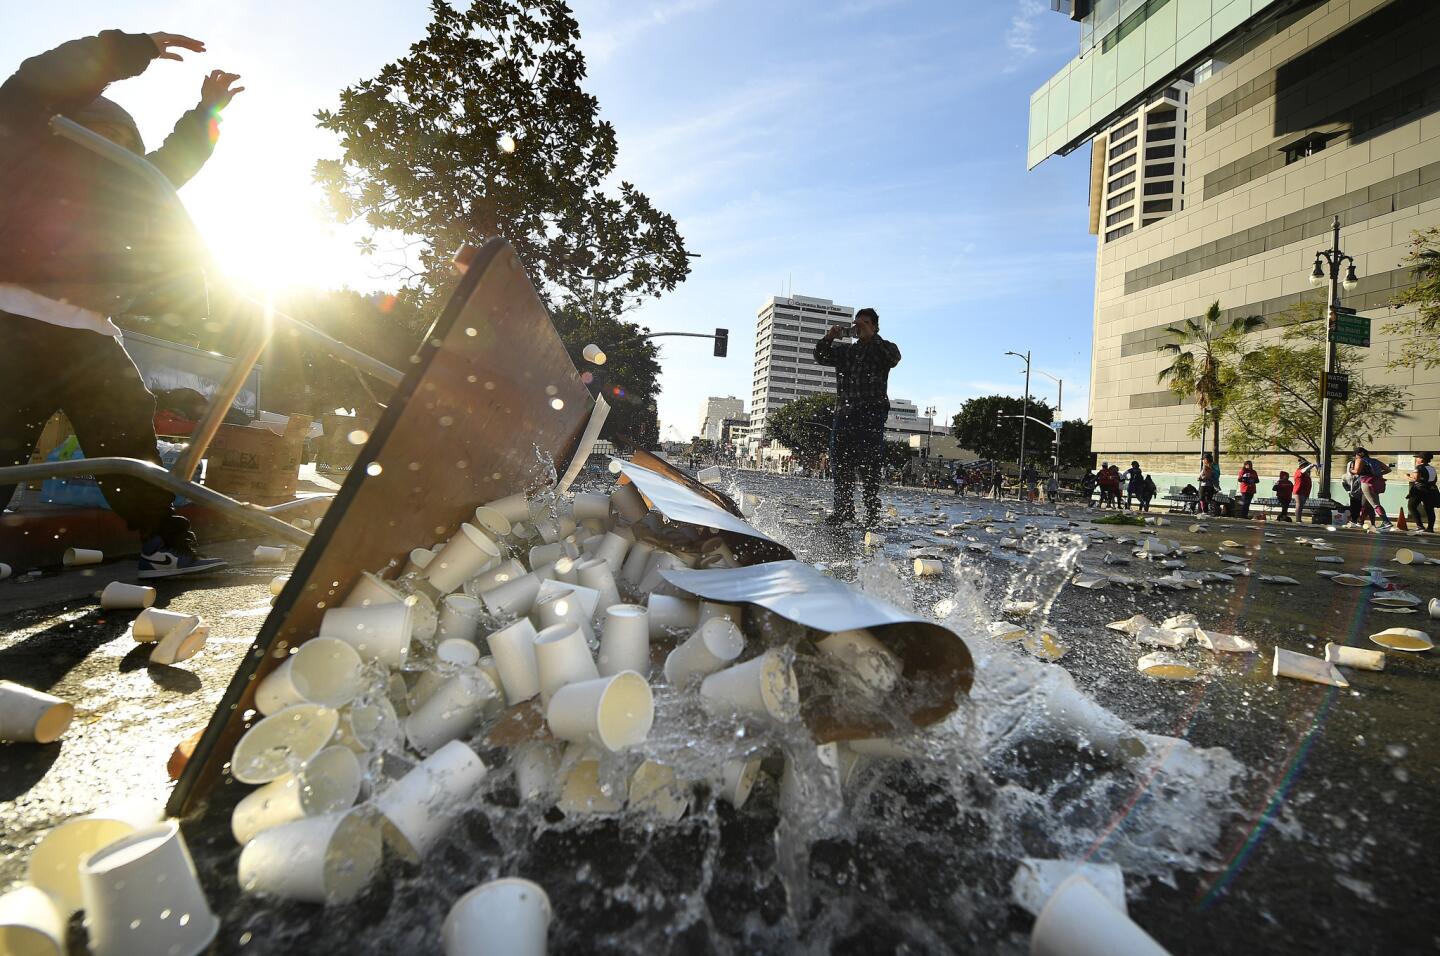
1273, 470, 1294, 521
0, 30, 242, 577
1292, 460, 1313, 524
1237, 460, 1259, 518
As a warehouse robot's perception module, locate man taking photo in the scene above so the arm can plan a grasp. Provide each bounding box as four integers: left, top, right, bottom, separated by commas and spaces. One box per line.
814, 307, 900, 528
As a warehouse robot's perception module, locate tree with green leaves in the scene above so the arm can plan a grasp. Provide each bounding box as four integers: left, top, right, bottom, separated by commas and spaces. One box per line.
313, 0, 691, 318
1220, 301, 1406, 463
549, 302, 661, 446
950, 394, 1055, 464
1387, 226, 1440, 371
1156, 300, 1263, 459
764, 394, 836, 469
884, 439, 916, 475
1056, 418, 1093, 470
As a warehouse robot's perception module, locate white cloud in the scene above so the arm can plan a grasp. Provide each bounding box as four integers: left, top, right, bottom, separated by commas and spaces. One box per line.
582, 0, 720, 64
1004, 0, 1046, 63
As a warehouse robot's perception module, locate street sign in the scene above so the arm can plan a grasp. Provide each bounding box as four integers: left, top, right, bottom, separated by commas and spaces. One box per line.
1321, 370, 1350, 402
1328, 307, 1369, 347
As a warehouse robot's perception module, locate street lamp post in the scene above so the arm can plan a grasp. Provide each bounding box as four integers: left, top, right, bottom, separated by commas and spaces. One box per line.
1004, 350, 1032, 487
1307, 214, 1359, 503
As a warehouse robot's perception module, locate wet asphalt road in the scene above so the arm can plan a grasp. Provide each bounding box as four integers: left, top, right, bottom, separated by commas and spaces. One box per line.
1, 474, 1437, 954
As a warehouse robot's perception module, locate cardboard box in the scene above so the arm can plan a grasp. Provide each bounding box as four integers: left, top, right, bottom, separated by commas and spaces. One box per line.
203, 414, 312, 504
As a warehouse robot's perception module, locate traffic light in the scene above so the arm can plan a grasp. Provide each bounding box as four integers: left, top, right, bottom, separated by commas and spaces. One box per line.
713, 328, 728, 357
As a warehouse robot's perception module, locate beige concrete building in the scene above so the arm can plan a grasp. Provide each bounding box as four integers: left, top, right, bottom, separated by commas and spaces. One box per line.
1031, 0, 1440, 503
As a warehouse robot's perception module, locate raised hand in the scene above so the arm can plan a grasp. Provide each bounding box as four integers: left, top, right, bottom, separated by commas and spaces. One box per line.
149, 33, 207, 61
200, 70, 245, 110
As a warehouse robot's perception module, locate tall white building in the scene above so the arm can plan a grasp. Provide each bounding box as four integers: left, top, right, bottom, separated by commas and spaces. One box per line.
749, 294, 853, 436
884, 399, 936, 444
696, 396, 744, 442
1091, 80, 1193, 242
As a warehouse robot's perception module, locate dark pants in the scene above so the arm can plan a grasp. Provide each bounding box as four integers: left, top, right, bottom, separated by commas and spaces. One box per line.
1240, 491, 1254, 518
0, 314, 177, 541
1278, 497, 1292, 520
1408, 488, 1438, 531
830, 402, 887, 520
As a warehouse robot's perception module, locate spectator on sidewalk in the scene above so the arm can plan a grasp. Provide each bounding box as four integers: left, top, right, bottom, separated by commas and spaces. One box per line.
1138, 473, 1157, 513
1273, 470, 1294, 521
1292, 460, 1313, 524
990, 470, 1003, 499
1405, 451, 1437, 533
1122, 460, 1144, 510
1237, 460, 1259, 518
1199, 453, 1219, 516
814, 308, 900, 528
0, 29, 242, 578
1080, 467, 1096, 506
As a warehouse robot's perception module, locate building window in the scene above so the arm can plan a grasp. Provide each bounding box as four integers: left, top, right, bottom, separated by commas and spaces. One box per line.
1147, 126, 1176, 141
1142, 198, 1173, 213
1281, 133, 1329, 165
1109, 171, 1136, 191
1111, 117, 1138, 140
1144, 162, 1174, 177
1106, 206, 1133, 226
1147, 107, 1177, 124
1145, 144, 1175, 160
1106, 188, 1135, 210
1105, 223, 1134, 242
1143, 181, 1173, 195
1108, 136, 1137, 159
1109, 153, 1136, 177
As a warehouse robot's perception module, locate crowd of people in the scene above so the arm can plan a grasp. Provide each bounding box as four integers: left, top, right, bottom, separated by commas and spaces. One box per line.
1080, 461, 1157, 511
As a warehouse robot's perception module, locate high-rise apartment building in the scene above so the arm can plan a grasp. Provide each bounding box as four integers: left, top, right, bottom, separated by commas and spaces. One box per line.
749, 295, 853, 435
696, 396, 745, 442
1030, 0, 1440, 499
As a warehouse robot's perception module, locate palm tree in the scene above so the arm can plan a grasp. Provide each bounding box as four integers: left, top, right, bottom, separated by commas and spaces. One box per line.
1156, 301, 1264, 464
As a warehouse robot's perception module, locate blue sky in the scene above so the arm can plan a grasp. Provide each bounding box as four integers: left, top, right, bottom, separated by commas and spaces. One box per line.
3, 1, 1092, 437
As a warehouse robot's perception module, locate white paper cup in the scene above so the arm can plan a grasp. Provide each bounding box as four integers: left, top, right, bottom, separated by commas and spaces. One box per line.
80, 821, 219, 956
620, 540, 656, 588
638, 552, 683, 594
253, 545, 288, 564
412, 638, 486, 707
532, 510, 564, 545
1395, 548, 1428, 565
230, 745, 363, 845
62, 548, 103, 567
428, 524, 503, 594
0, 883, 65, 955
0, 681, 73, 744
590, 532, 630, 575
0, 563, 11, 580
1031, 874, 1169, 956
486, 618, 541, 704
533, 623, 599, 705
332, 695, 401, 755
319, 602, 413, 667
1324, 642, 1385, 671
1430, 597, 1440, 619
485, 493, 531, 525
598, 605, 651, 677
405, 671, 500, 754
575, 558, 622, 613
569, 491, 610, 522
238, 807, 382, 905
465, 558, 527, 597
646, 594, 700, 637
528, 540, 578, 569
780, 742, 841, 812
610, 483, 649, 523
232, 704, 340, 784
512, 742, 564, 802
269, 575, 289, 596
149, 620, 209, 666
402, 547, 436, 577
545, 672, 654, 752
375, 740, 487, 861
255, 638, 367, 715
438, 594, 485, 644
442, 877, 553, 956
26, 802, 161, 917
816, 629, 901, 695
98, 582, 155, 610
697, 601, 743, 627
557, 749, 625, 815
342, 570, 405, 608
663, 618, 745, 686
913, 558, 943, 576
472, 505, 514, 538
699, 650, 800, 722
629, 760, 689, 821
716, 757, 763, 808
481, 572, 543, 618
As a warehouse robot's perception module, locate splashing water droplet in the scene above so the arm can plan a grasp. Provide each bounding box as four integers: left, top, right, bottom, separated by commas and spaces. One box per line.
365, 463, 383, 476
551, 398, 565, 410
347, 429, 369, 445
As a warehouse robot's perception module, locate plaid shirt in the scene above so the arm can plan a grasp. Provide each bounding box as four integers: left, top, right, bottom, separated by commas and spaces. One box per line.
813, 335, 901, 408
